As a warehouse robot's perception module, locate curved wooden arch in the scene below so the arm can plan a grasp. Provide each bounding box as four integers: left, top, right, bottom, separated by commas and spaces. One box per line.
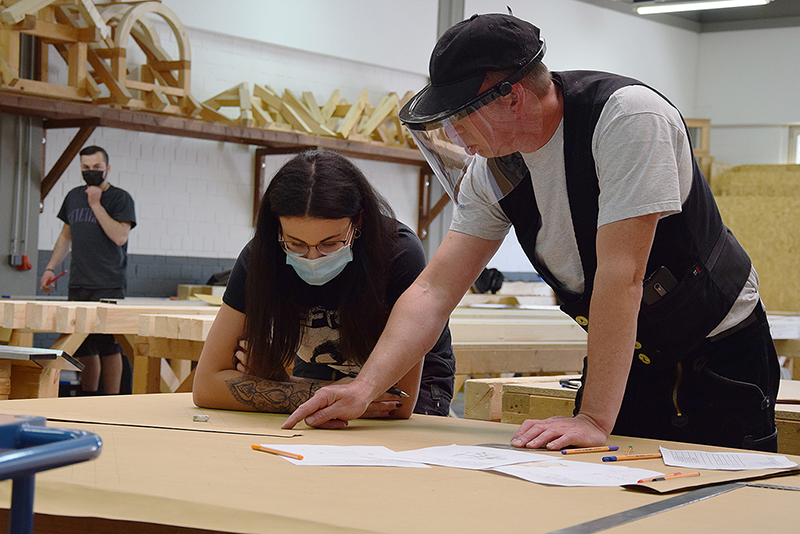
101, 3, 165, 57
113, 2, 190, 62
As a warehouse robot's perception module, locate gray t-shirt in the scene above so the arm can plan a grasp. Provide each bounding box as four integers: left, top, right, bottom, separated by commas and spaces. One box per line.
451, 85, 758, 335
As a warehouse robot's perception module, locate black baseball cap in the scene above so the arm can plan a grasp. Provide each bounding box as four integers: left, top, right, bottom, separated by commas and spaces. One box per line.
400, 13, 545, 125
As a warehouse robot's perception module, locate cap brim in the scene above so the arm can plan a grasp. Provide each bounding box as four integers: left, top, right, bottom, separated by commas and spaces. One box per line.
402, 73, 486, 123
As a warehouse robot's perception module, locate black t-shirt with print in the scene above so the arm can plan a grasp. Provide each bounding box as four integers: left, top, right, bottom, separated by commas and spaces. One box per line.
57, 184, 136, 290
223, 221, 455, 412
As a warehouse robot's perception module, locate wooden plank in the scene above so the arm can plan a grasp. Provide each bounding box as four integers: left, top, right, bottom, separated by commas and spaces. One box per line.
73, 304, 98, 333
449, 318, 587, 343
94, 305, 218, 334
14, 14, 100, 42
67, 41, 88, 97
336, 89, 368, 139
49, 332, 89, 357
453, 341, 585, 375
320, 90, 340, 121
75, 0, 109, 39
252, 84, 282, 110
464, 374, 580, 421
359, 93, 398, 137
5, 77, 91, 101
2, 300, 28, 329
302, 91, 325, 124
501, 391, 576, 424
126, 78, 187, 97
132, 341, 159, 394
41, 122, 97, 200
250, 96, 274, 127
0, 0, 58, 25
146, 337, 204, 361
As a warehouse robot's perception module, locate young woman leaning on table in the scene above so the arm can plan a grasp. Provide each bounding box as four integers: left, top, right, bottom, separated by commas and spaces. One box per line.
193, 150, 455, 424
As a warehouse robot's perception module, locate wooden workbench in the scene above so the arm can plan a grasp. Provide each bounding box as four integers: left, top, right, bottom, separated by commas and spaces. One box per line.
0, 393, 798, 533
132, 306, 590, 394
0, 299, 218, 398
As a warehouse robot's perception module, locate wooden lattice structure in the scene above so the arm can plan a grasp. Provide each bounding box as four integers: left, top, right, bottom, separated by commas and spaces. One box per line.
0, 0, 199, 115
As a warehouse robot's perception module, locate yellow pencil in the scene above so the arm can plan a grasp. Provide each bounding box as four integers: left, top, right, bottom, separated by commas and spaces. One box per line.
251, 444, 304, 460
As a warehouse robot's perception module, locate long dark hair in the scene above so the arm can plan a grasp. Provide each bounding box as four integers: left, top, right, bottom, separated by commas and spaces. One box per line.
244, 150, 398, 380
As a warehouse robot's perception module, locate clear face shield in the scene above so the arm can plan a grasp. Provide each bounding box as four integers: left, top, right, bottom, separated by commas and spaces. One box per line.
400, 47, 545, 210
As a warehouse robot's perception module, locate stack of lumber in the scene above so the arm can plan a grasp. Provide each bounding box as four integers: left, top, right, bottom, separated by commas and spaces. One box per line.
712, 164, 800, 312
200, 83, 415, 146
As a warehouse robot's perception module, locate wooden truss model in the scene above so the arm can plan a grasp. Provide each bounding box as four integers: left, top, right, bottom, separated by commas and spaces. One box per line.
0, 0, 199, 115
0, 0, 417, 149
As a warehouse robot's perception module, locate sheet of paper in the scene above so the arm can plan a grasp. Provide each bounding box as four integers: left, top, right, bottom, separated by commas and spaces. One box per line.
254, 444, 430, 467
660, 446, 798, 471
493, 460, 664, 487
395, 444, 551, 470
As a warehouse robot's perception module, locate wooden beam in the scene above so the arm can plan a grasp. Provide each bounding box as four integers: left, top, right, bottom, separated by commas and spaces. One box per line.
14, 14, 99, 43
0, 0, 58, 25
417, 167, 448, 239
41, 121, 97, 201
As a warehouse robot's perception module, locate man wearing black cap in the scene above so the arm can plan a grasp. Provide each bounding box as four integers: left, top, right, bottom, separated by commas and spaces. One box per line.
284, 14, 780, 453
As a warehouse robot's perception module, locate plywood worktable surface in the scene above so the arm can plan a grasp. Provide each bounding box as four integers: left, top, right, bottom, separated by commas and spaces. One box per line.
0, 393, 799, 533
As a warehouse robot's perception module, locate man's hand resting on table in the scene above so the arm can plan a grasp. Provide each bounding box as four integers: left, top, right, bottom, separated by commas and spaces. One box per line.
510, 414, 610, 450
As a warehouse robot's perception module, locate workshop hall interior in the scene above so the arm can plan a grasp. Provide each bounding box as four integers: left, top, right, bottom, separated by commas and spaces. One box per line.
2, 1, 800, 531
1, 0, 800, 393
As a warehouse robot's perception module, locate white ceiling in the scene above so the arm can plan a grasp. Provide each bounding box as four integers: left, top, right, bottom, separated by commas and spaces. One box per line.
577, 0, 800, 32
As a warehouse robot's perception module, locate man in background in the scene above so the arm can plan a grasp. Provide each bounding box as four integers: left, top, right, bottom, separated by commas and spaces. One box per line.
41, 145, 136, 395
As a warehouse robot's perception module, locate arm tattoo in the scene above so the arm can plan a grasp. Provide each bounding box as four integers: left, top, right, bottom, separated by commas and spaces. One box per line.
225, 376, 319, 413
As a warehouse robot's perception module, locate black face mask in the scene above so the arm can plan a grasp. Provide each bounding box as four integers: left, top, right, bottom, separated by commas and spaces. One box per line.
82, 170, 105, 186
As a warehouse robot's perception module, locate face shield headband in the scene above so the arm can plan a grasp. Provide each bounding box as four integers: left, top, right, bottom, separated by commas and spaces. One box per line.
400, 43, 546, 209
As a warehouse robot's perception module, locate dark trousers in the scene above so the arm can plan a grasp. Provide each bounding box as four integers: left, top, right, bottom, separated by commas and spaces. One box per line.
577, 304, 780, 452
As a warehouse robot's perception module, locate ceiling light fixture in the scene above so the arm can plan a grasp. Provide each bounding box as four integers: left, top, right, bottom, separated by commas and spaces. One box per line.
635, 0, 772, 15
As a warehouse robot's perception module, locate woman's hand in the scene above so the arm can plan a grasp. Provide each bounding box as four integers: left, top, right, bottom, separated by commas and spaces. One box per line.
233, 339, 249, 373
361, 390, 405, 418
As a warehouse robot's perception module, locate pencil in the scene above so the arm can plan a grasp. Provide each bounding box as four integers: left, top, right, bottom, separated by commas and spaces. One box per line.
602, 453, 662, 462
561, 446, 618, 455
51, 270, 68, 282
251, 444, 303, 460
638, 472, 700, 483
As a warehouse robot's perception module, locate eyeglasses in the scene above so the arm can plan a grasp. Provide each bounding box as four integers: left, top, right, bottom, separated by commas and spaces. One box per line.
279, 222, 356, 257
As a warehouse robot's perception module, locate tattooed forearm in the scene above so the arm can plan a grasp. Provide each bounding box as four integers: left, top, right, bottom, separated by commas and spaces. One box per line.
225, 376, 320, 413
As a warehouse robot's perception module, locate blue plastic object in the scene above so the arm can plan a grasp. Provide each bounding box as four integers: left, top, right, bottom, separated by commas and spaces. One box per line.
0, 414, 102, 534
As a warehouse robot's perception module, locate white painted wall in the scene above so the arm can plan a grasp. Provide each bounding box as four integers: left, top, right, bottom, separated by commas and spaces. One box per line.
697, 26, 800, 165
160, 0, 438, 76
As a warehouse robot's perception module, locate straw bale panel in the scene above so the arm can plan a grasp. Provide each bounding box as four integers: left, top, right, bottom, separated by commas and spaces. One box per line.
712, 165, 800, 196
716, 196, 800, 312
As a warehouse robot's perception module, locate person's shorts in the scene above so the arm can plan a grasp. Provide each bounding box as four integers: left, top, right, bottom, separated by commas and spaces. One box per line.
68, 288, 124, 358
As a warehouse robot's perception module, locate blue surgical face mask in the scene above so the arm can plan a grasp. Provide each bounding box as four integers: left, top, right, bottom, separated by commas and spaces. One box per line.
286, 244, 353, 286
